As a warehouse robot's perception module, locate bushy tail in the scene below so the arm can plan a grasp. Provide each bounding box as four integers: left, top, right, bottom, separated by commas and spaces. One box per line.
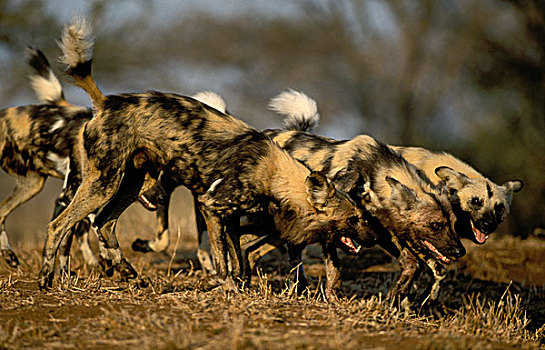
26, 47, 69, 106
57, 16, 105, 108
268, 89, 320, 132
192, 91, 227, 113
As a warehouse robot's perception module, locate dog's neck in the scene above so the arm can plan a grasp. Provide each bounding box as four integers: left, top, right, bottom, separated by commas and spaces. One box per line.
253, 144, 320, 243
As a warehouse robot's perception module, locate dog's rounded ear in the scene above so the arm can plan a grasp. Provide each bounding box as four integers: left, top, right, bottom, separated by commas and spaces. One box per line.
306, 171, 335, 210
386, 176, 418, 210
503, 179, 524, 193
435, 166, 469, 192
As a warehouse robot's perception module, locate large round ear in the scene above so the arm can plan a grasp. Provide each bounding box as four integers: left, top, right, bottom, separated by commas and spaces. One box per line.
306, 171, 335, 210
435, 166, 470, 192
385, 176, 417, 210
503, 179, 524, 193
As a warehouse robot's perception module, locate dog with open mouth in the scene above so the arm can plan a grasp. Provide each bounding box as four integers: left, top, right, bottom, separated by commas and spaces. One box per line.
390, 148, 523, 245
264, 90, 466, 305
138, 90, 465, 304
38, 17, 373, 295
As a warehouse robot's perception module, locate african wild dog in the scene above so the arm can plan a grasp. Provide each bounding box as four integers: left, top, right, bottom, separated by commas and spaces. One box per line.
263, 90, 467, 305
38, 17, 373, 293
138, 90, 466, 303
0, 46, 226, 272
390, 147, 523, 245
0, 47, 97, 268
133, 91, 229, 267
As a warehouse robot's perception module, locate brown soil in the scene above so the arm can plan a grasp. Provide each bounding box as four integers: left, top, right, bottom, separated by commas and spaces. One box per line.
1, 234, 545, 350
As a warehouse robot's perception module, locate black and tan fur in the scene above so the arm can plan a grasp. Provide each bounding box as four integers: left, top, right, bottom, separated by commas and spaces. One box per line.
391, 147, 523, 245
140, 90, 466, 303
263, 90, 467, 304
38, 18, 372, 292
0, 47, 96, 268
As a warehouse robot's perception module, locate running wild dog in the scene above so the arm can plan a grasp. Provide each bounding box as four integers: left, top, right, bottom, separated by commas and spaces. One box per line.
0, 47, 97, 268
390, 147, 523, 244
140, 90, 465, 303
38, 17, 372, 291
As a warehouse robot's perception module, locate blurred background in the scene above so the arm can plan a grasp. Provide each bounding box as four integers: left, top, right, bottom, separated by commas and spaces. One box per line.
0, 0, 543, 248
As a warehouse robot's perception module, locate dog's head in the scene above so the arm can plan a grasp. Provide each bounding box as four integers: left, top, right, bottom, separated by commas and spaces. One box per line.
365, 175, 465, 265
435, 166, 523, 244
297, 172, 378, 253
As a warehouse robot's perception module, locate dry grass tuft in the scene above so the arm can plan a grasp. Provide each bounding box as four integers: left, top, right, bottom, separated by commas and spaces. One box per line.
0, 206, 544, 349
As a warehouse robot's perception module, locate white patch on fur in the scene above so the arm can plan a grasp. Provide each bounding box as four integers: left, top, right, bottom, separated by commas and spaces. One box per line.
192, 91, 227, 113
0, 230, 13, 250
207, 178, 223, 193
47, 153, 69, 177
149, 229, 170, 252
78, 231, 98, 266
58, 16, 94, 68
61, 161, 71, 190
268, 89, 320, 132
49, 118, 65, 133
29, 71, 63, 104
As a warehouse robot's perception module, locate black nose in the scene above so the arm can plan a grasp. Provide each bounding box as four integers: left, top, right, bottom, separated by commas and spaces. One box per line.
451, 245, 466, 259
480, 219, 497, 233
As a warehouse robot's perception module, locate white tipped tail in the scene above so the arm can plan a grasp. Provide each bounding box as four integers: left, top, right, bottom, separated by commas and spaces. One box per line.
25, 47, 67, 106
58, 16, 94, 69
58, 16, 105, 107
192, 91, 227, 113
268, 89, 320, 132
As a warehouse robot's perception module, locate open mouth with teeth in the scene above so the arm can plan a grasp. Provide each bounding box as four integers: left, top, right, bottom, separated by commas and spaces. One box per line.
339, 236, 362, 255
470, 220, 488, 244
423, 240, 451, 264
138, 194, 158, 211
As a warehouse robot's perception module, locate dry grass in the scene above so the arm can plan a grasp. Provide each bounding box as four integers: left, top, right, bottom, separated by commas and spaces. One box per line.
1, 235, 544, 349
0, 185, 544, 349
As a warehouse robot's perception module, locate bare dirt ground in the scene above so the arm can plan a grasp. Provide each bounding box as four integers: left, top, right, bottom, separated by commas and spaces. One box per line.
0, 188, 544, 349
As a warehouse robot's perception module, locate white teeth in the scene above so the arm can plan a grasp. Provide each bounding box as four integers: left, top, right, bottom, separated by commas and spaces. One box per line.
486, 235, 489, 240
355, 246, 361, 253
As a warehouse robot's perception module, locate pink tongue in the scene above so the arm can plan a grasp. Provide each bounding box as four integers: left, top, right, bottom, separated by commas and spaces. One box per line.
473, 227, 486, 243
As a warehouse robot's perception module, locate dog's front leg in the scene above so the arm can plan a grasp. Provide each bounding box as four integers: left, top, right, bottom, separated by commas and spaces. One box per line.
199, 207, 229, 280
287, 243, 308, 294
323, 245, 341, 302
386, 248, 420, 309
416, 259, 447, 307
242, 233, 282, 285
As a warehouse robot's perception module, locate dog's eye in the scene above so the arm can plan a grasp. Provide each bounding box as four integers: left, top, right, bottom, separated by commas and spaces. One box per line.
469, 197, 483, 208
429, 222, 445, 232
348, 216, 360, 227
495, 203, 505, 219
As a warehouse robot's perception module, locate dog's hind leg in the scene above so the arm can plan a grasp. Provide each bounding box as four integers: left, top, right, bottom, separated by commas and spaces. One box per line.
92, 162, 147, 280
0, 172, 46, 267
38, 168, 123, 290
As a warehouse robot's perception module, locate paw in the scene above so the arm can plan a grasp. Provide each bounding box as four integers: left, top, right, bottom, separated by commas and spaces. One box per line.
1, 249, 20, 268
117, 258, 138, 281
131, 239, 152, 253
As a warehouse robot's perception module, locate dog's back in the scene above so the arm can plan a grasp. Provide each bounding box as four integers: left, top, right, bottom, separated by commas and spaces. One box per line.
0, 104, 90, 179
